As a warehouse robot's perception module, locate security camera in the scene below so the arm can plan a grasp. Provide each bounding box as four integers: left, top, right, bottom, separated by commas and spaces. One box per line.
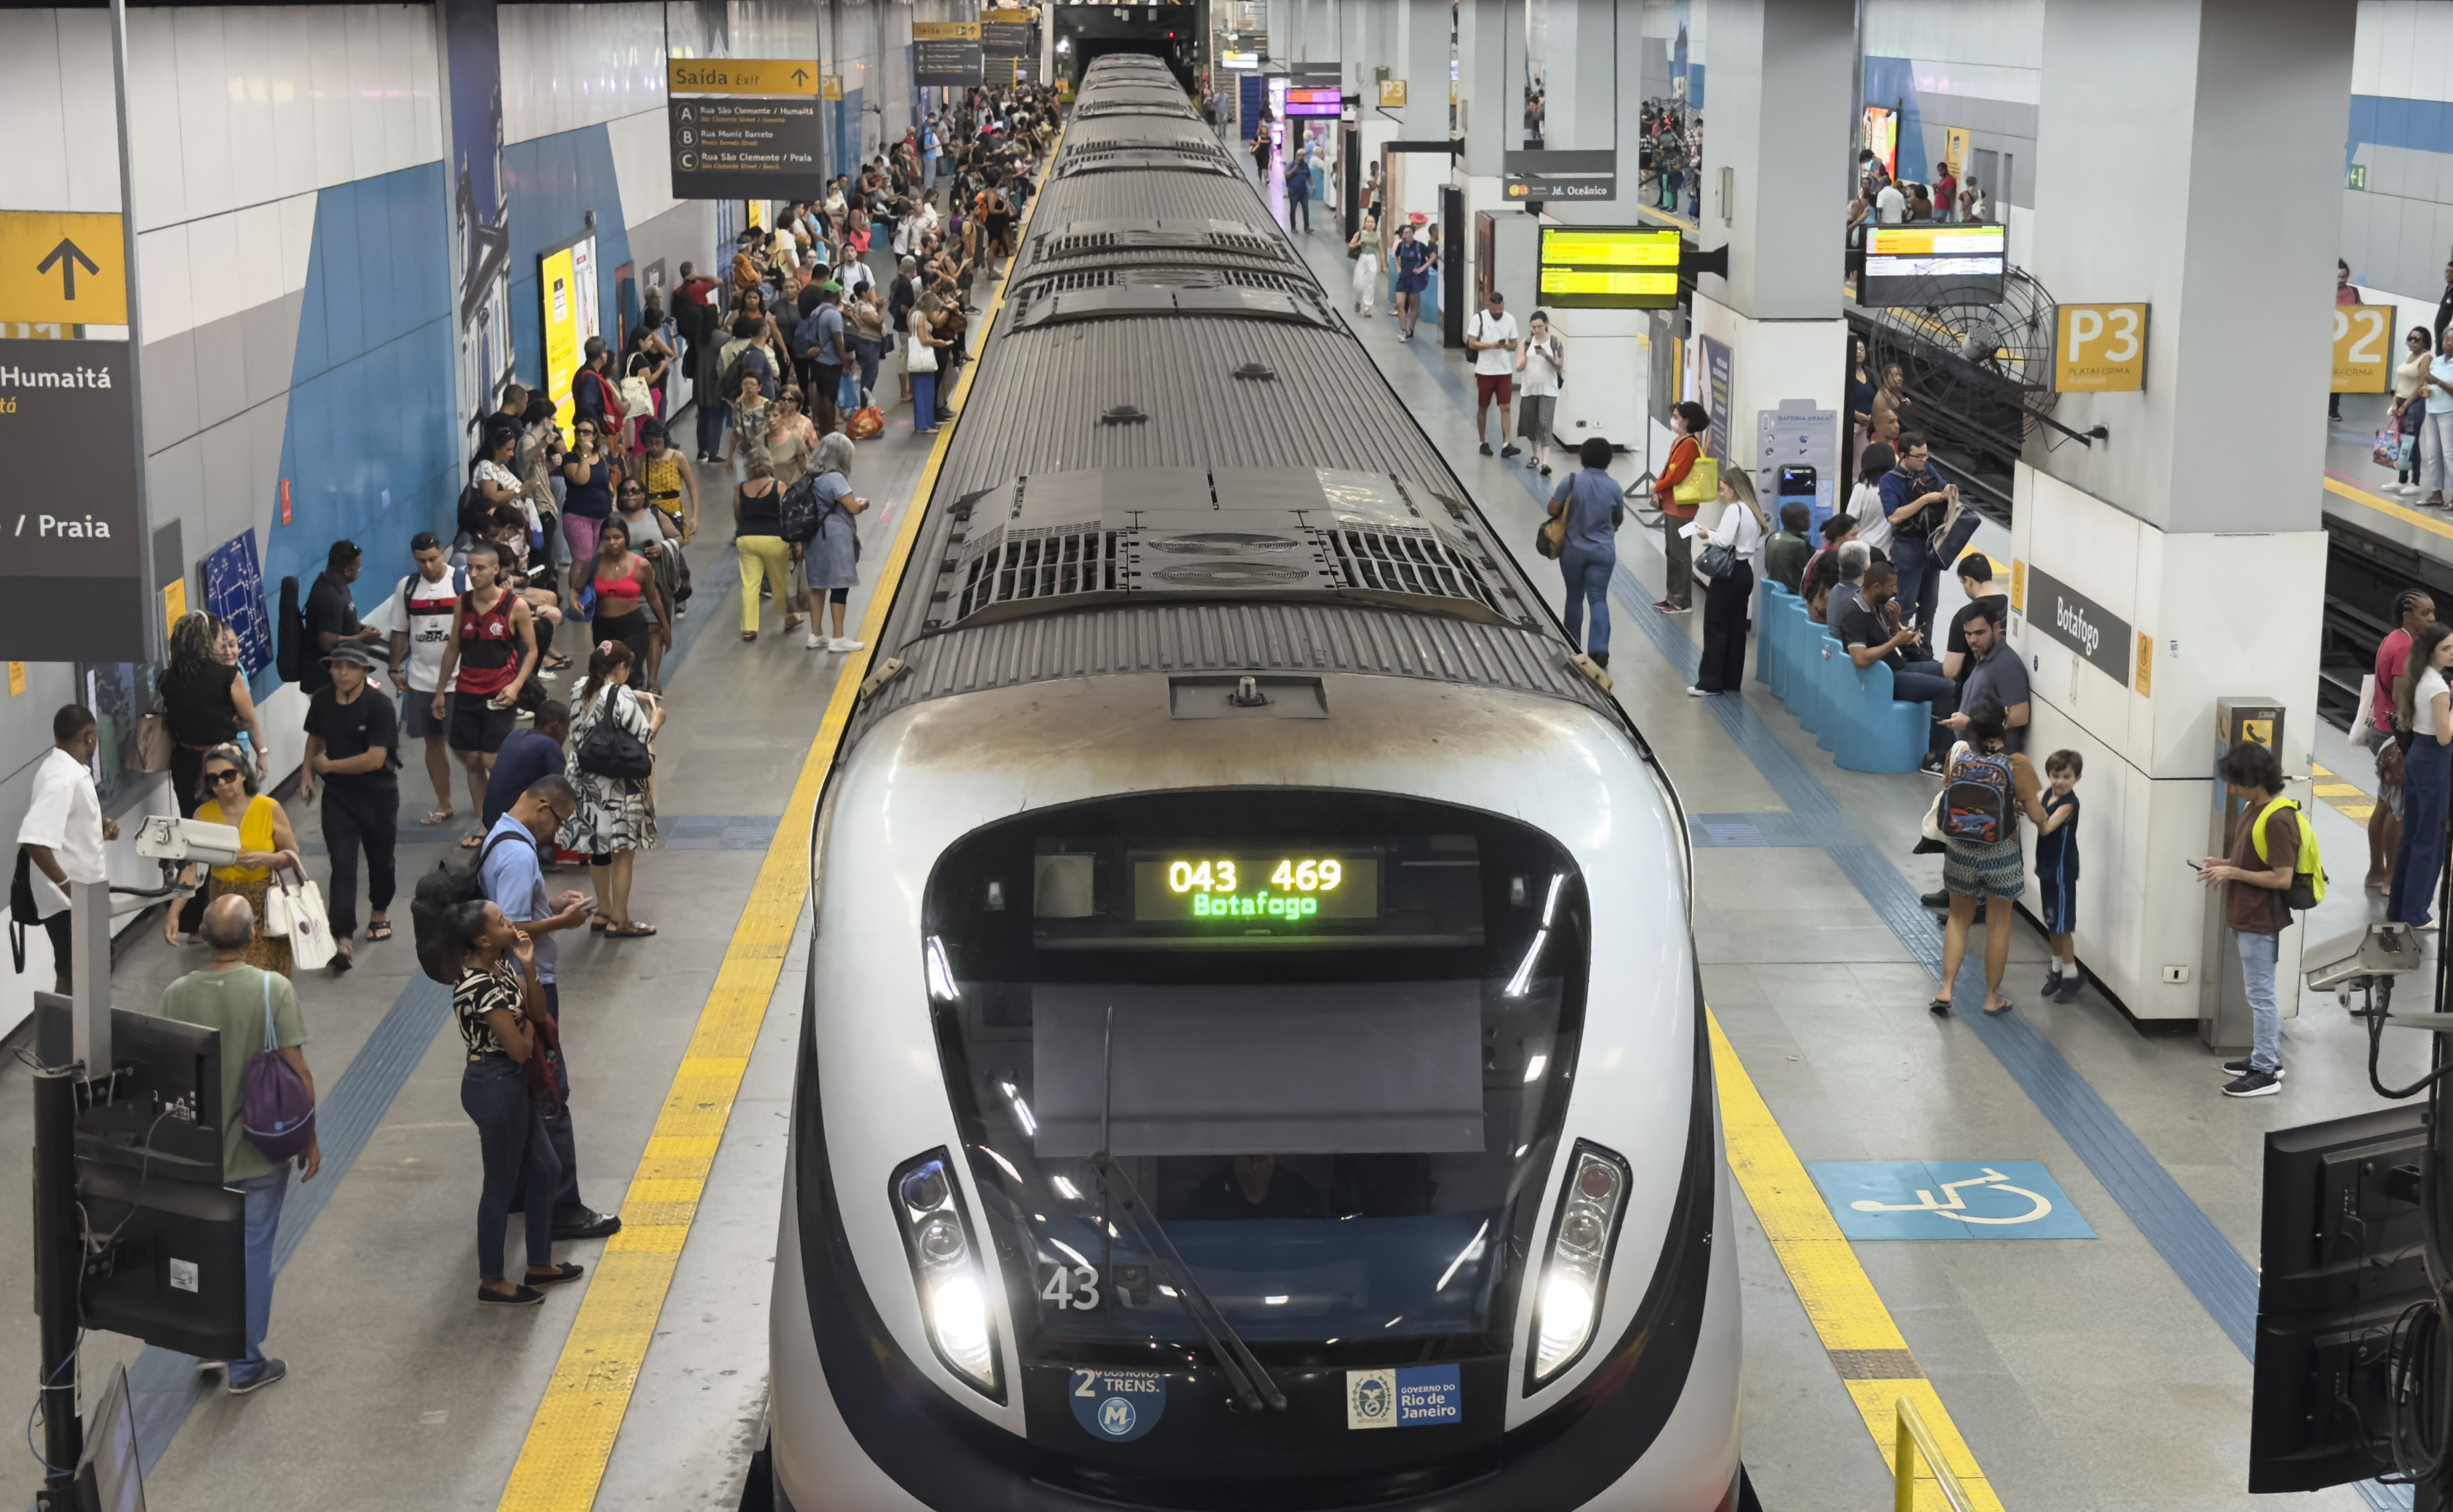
131, 814, 242, 871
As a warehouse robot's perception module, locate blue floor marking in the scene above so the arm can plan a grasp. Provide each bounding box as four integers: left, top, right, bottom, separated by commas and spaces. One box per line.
1359, 288, 2420, 1511
1687, 813, 1821, 849
1809, 1161, 2096, 1242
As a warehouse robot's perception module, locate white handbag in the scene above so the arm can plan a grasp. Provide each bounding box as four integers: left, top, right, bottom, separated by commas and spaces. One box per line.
267, 868, 336, 970
2352, 673, 2379, 750
907, 332, 939, 374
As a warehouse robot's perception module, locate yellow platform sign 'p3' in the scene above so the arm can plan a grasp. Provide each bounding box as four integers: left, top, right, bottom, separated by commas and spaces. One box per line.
0, 212, 127, 327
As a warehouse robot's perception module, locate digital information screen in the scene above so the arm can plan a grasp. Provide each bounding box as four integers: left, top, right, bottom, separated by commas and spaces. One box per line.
1538, 226, 1680, 310
1283, 86, 1344, 117
1130, 853, 1383, 924
1861, 223, 2007, 306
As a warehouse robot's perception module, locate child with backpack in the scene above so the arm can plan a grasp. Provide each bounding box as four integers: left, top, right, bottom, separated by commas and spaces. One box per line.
1930, 695, 2054, 1018
2199, 739, 2324, 1099
2037, 750, 2084, 1003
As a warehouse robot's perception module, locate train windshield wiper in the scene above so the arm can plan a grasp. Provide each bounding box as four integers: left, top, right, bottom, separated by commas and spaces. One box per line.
1091, 1004, 1287, 1413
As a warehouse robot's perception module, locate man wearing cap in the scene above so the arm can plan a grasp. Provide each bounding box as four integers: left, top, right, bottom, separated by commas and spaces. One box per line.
298, 641, 398, 973
803, 282, 849, 436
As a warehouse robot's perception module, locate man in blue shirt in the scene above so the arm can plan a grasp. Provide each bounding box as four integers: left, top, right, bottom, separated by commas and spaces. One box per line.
479, 775, 621, 1241
1283, 153, 1312, 233
1548, 437, 1624, 667
482, 702, 570, 829
1877, 431, 1953, 639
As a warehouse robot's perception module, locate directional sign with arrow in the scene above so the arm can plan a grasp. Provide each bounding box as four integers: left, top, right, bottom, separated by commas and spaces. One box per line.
0, 212, 127, 326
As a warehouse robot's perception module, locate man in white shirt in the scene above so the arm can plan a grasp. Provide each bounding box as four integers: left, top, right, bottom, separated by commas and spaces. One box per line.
1466, 288, 1522, 459
16, 705, 115, 994
373, 532, 468, 827
1875, 178, 1907, 225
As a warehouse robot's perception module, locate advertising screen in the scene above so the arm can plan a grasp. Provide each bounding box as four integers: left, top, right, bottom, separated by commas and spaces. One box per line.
1860, 222, 2006, 307
1536, 225, 1681, 310
539, 233, 597, 432
1863, 106, 1897, 178
1283, 86, 1343, 118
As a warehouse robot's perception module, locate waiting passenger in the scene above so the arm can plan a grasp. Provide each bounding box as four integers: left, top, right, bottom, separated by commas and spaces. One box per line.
1825, 541, 1872, 629
2199, 740, 2302, 1098
2036, 751, 2084, 1003
1835, 563, 1955, 771
1845, 440, 1898, 558
170, 743, 300, 973
562, 642, 662, 937
165, 893, 317, 1393
1801, 511, 1856, 595
2391, 622, 2453, 931
1187, 1155, 1325, 1220
299, 643, 399, 972
2370, 592, 2435, 887
1466, 288, 1521, 458
1650, 400, 1710, 614
1764, 502, 1813, 596
1689, 469, 1767, 697
1930, 694, 2052, 1019
1514, 310, 1564, 476
1941, 556, 2009, 682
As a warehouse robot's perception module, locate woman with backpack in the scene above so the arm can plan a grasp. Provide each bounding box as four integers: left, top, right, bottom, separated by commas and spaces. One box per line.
1931, 694, 2053, 1017
793, 432, 870, 653
562, 641, 662, 939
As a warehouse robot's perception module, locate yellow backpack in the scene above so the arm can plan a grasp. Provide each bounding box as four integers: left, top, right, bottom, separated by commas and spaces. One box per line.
2250, 797, 2326, 911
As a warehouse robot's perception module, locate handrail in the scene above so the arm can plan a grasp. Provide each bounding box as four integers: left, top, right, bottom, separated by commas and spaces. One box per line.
1893, 1396, 1978, 1512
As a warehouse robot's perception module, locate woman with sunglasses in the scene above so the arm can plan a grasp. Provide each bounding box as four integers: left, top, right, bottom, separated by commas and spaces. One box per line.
164, 743, 300, 973
558, 416, 618, 567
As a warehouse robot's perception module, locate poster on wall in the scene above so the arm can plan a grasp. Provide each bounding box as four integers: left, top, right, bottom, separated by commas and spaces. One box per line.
203, 530, 273, 688
1699, 335, 1733, 463
540, 236, 594, 432
442, 0, 512, 437
1863, 106, 1897, 179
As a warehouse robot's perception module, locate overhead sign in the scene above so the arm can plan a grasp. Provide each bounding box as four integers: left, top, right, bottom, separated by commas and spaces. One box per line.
821, 74, 843, 101
666, 59, 819, 96
2024, 562, 2133, 687
2332, 302, 2392, 394
2053, 302, 2148, 393
668, 97, 824, 200
0, 212, 128, 327
0, 339, 146, 661
915, 23, 985, 86
1537, 225, 1680, 310
1861, 222, 2006, 308
1377, 79, 1408, 107
1808, 1162, 2095, 1242
1504, 149, 1617, 202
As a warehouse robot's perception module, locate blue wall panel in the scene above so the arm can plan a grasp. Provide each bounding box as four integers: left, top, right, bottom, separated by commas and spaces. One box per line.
502, 124, 634, 394
1861, 57, 1925, 185
265, 161, 457, 625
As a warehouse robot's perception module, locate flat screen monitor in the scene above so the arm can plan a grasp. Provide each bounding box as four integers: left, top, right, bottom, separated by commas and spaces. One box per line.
75, 1363, 145, 1512
76, 1158, 248, 1364
1860, 223, 2007, 308
1282, 86, 1342, 117
1536, 225, 1681, 310
34, 995, 225, 1186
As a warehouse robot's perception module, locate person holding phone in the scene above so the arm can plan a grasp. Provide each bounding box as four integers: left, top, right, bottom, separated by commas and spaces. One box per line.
2197, 740, 2302, 1098
1880, 431, 1953, 640
1467, 288, 1522, 458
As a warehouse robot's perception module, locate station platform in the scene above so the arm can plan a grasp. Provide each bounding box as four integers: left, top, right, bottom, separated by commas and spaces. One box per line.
0, 173, 2417, 1512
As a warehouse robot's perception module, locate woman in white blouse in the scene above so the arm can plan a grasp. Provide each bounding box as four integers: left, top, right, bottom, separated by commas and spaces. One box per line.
1689, 468, 1768, 697
1513, 312, 1565, 476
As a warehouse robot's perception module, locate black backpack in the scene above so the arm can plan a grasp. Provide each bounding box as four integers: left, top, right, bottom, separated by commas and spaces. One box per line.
9, 847, 40, 974
409, 829, 534, 984
777, 475, 825, 544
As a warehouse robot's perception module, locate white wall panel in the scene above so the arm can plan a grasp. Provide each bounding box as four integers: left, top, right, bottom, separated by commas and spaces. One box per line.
2356, 0, 2385, 95
126, 10, 189, 228
2416, 1, 2453, 103
175, 11, 239, 218
2378, 0, 2418, 99
500, 3, 672, 147
1863, 0, 2042, 71
57, 13, 123, 212
0, 13, 74, 212
1905, 58, 2038, 107
342, 7, 388, 182
608, 109, 684, 229
223, 9, 282, 212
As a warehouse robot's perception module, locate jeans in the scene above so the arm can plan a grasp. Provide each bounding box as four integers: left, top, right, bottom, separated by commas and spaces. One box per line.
1558, 546, 1614, 656
696, 398, 730, 458
1697, 561, 1754, 691
319, 782, 396, 941
461, 1054, 560, 1282
1660, 514, 1692, 609
2237, 931, 2282, 1075
2392, 735, 2452, 925
231, 1170, 289, 1368
853, 338, 882, 398
1888, 664, 1959, 755
1289, 193, 1310, 232
913, 371, 939, 432
1891, 532, 1943, 639
2426, 408, 2453, 498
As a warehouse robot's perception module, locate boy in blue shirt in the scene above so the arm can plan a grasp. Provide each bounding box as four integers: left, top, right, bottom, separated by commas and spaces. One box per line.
2036, 749, 2083, 1001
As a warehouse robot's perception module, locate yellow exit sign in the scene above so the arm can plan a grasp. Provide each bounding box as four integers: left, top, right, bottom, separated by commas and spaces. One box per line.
667, 59, 820, 95
914, 21, 983, 39
0, 212, 127, 327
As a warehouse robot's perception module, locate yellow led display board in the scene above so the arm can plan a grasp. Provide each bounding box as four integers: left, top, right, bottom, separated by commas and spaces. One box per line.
1537, 226, 1682, 309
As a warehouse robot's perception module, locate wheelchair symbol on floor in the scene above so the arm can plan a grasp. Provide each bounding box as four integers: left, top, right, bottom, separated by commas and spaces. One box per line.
1849, 1167, 2051, 1226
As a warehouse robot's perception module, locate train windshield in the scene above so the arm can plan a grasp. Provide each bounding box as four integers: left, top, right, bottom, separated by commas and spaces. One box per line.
922, 791, 1588, 1366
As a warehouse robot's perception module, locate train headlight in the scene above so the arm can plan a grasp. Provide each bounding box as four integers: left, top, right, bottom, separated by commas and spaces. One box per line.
893, 1150, 1004, 1401
1529, 1142, 1628, 1387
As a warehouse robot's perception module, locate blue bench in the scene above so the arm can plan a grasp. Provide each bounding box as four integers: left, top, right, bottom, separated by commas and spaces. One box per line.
1755, 584, 1931, 773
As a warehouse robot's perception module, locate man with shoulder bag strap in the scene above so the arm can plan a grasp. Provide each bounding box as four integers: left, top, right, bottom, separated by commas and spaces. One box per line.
1879, 430, 1955, 640
1467, 288, 1522, 460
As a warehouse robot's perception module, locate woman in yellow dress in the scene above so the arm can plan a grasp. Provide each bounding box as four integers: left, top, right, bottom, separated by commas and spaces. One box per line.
638, 420, 699, 542
166, 742, 302, 975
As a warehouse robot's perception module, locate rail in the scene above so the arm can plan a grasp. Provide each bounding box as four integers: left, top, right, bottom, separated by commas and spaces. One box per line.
1893, 1395, 1979, 1512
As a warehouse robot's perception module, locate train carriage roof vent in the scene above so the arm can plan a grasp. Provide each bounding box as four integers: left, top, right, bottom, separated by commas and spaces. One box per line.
1029, 218, 1302, 268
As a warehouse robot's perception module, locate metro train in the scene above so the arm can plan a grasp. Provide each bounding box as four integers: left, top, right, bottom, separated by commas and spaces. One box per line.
768, 53, 1743, 1511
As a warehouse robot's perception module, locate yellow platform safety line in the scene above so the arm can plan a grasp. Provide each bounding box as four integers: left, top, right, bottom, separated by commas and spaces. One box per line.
2308, 763, 2377, 825
494, 132, 1065, 1512
2325, 470, 2453, 546
1707, 1016, 2005, 1512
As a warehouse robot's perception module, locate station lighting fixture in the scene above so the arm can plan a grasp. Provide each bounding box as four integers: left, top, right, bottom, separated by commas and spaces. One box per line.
893, 1150, 1004, 1400
1529, 1142, 1629, 1387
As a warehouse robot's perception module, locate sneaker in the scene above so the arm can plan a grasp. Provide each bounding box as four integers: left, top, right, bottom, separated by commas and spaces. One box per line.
1919, 753, 1946, 775
829, 637, 865, 653
1501, 444, 1522, 458
1479, 442, 1494, 456
1539, 464, 1553, 476
805, 632, 826, 649
2043, 969, 2064, 996
1919, 890, 1948, 910
226, 1358, 287, 1395
1686, 685, 1714, 697
2222, 1070, 2282, 1098
1654, 599, 1689, 615
2052, 975, 2083, 1004
2220, 1059, 2286, 1080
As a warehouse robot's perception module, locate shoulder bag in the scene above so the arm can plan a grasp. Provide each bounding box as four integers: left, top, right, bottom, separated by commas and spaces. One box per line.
576, 689, 655, 780
267, 864, 336, 970
1670, 452, 1719, 508
241, 972, 317, 1162
127, 707, 174, 774
907, 328, 939, 374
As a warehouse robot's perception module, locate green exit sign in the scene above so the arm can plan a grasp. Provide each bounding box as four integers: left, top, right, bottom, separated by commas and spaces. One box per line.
2349, 163, 2370, 191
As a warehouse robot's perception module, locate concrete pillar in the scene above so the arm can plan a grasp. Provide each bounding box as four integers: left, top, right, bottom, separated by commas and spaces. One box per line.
1457, 0, 1510, 178
1267, 0, 1291, 64
1539, 0, 1616, 160
1396, 0, 1447, 142
2003, 0, 2353, 1026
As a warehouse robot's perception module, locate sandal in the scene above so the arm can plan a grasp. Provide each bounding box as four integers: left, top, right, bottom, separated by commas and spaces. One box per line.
606, 921, 659, 938
459, 832, 484, 849
329, 946, 355, 976
1983, 998, 2015, 1016
741, 631, 758, 642
784, 613, 806, 632
422, 807, 455, 827
543, 653, 574, 671
525, 1262, 586, 1287
1927, 996, 1951, 1017
590, 917, 608, 932
366, 921, 392, 943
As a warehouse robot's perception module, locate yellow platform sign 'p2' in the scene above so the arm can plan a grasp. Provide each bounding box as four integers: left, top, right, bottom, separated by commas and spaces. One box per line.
2334, 303, 2392, 395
